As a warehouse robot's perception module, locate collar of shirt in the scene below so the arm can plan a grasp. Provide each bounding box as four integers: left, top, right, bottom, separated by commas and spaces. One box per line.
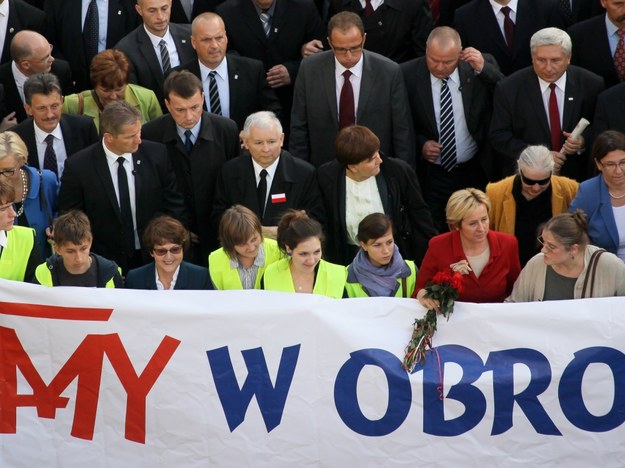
253, 1, 276, 16
229, 242, 266, 269
252, 154, 280, 184
489, 0, 517, 18
606, 13, 621, 37
429, 67, 461, 89
34, 121, 63, 144
359, 0, 384, 10
102, 140, 133, 169
176, 118, 201, 144
0, 1, 8, 18
155, 264, 180, 290
144, 25, 173, 49
0, 230, 7, 249
334, 53, 364, 82
199, 56, 228, 82
537, 72, 567, 95
11, 61, 28, 93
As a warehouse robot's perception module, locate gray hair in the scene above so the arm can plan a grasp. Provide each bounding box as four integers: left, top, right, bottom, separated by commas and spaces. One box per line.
100, 100, 141, 136
24, 73, 62, 105
242, 111, 282, 138
517, 145, 555, 175
530, 27, 572, 56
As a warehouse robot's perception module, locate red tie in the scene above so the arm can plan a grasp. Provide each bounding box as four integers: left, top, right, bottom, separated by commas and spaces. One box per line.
363, 0, 374, 16
615, 28, 625, 81
339, 70, 355, 129
549, 83, 562, 152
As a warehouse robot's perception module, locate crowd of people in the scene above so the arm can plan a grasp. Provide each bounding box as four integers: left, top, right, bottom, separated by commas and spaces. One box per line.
1, 0, 625, 304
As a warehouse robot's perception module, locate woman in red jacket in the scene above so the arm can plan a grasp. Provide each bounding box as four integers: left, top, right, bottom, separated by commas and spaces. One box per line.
415, 188, 521, 307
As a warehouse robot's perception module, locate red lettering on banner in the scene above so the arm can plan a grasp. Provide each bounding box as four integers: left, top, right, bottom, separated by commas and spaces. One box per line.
0, 326, 180, 443
0, 302, 113, 321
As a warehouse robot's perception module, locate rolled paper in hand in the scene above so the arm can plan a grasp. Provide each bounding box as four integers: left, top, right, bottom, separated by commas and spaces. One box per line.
561, 117, 590, 154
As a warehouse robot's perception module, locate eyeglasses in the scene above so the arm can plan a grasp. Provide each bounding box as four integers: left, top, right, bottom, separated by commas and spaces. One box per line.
537, 236, 559, 252
153, 245, 183, 256
599, 159, 625, 172
520, 171, 551, 186
332, 44, 363, 55
0, 167, 18, 177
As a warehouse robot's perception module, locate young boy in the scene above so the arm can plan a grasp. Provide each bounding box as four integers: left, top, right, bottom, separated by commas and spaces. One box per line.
34, 210, 123, 287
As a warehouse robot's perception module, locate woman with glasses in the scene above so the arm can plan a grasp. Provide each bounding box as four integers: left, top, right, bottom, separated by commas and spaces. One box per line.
487, 145, 579, 265
569, 130, 625, 260
507, 211, 625, 301
125, 215, 213, 290
0, 131, 58, 257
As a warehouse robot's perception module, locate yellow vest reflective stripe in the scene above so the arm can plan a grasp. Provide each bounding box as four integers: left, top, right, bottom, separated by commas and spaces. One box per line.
209, 238, 281, 290
263, 258, 347, 299
0, 226, 35, 281
345, 260, 417, 298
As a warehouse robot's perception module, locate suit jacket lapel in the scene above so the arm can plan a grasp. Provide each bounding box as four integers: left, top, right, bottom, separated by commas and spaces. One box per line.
416, 61, 438, 137
526, 75, 551, 140
562, 70, 580, 133
23, 121, 39, 169
137, 28, 164, 80
132, 150, 143, 218
322, 54, 338, 130
241, 0, 268, 47
226, 55, 241, 122
477, 0, 509, 57
170, 24, 192, 65
94, 145, 123, 222
264, 152, 292, 222
357, 53, 373, 121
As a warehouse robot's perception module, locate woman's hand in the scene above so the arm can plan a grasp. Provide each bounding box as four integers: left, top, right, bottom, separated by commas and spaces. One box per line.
416, 289, 440, 313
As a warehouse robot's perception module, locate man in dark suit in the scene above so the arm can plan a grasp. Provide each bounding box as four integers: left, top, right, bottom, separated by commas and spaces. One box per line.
0, 0, 46, 64
115, 0, 196, 112
216, 0, 325, 141
44, 0, 140, 92
0, 30, 73, 123
179, 12, 281, 130
593, 82, 625, 136
290, 12, 414, 168
212, 110, 324, 239
170, 0, 221, 23
569, 0, 625, 89
401, 26, 504, 231
329, 0, 433, 63
12, 73, 99, 179
490, 27, 604, 181
453, 0, 564, 76
142, 70, 240, 265
59, 100, 187, 274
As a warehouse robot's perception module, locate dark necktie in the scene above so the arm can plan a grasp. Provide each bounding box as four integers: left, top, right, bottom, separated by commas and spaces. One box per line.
548, 83, 562, 152
208, 71, 222, 115
83, 0, 99, 66
339, 70, 355, 129
615, 28, 625, 82
260, 9, 271, 36
363, 0, 374, 16
257, 169, 268, 217
117, 157, 135, 253
501, 6, 515, 53
159, 40, 171, 75
558, 0, 572, 26
184, 129, 193, 154
439, 77, 457, 172
43, 134, 58, 176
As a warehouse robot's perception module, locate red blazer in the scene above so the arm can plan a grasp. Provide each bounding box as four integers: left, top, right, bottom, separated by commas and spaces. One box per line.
416, 230, 521, 303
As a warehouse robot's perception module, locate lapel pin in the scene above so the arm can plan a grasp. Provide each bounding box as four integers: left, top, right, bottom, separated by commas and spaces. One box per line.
136, 159, 141, 165
9, 28, 14, 34
234, 74, 239, 79
117, 10, 122, 15
274, 28, 278, 33
568, 97, 574, 101
182, 39, 187, 43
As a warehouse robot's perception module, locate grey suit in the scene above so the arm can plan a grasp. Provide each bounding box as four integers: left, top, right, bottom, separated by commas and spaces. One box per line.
289, 50, 414, 168
115, 23, 196, 111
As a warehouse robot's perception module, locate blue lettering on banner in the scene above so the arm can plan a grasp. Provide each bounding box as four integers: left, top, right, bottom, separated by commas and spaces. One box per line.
334, 349, 411, 436
206, 345, 300, 432
559, 347, 625, 432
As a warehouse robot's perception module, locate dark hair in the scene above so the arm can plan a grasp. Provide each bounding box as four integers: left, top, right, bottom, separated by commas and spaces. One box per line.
0, 178, 15, 204
592, 130, 625, 162
219, 205, 263, 259
335, 125, 380, 166
543, 210, 589, 249
142, 215, 190, 251
89, 49, 130, 89
163, 70, 203, 100
357, 213, 393, 244
100, 100, 141, 136
277, 210, 324, 253
53, 210, 93, 246
23, 73, 62, 105
328, 11, 364, 37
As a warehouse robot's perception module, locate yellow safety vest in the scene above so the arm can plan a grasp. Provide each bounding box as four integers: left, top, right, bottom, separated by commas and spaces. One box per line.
34, 262, 120, 288
0, 226, 35, 281
263, 258, 347, 299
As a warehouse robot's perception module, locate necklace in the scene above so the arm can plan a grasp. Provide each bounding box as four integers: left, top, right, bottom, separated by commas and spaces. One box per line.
609, 191, 625, 200
15, 168, 29, 217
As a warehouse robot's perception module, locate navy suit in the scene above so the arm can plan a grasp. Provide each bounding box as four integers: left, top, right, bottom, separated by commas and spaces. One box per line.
125, 261, 214, 290
212, 149, 325, 228
490, 65, 604, 181
58, 140, 187, 273
13, 114, 99, 171
45, 0, 140, 91
115, 23, 196, 111
178, 54, 282, 131
1, 0, 46, 64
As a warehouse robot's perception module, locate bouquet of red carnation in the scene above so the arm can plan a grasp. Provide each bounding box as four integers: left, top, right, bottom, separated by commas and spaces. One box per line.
402, 267, 464, 372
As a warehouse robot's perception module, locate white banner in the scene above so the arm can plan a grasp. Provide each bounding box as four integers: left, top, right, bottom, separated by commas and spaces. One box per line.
1, 279, 624, 467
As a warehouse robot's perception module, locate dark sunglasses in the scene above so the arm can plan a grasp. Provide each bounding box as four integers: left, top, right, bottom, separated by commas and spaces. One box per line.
153, 245, 183, 256
520, 171, 551, 186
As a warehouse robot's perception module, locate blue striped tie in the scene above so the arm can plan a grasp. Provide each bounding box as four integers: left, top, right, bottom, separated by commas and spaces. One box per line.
208, 71, 222, 115
439, 77, 457, 172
